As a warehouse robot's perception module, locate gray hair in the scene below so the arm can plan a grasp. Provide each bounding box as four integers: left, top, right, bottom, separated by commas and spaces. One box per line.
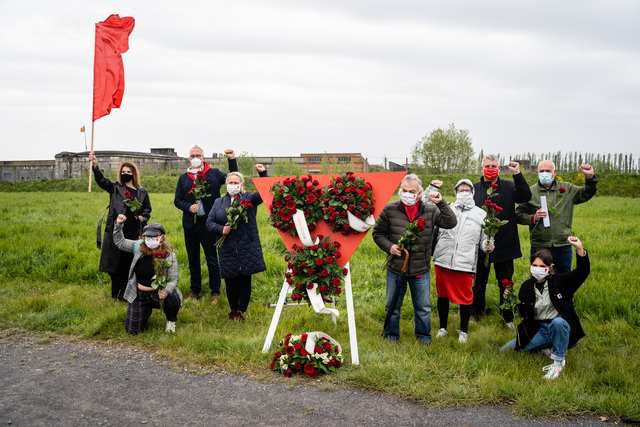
190, 145, 204, 156
538, 159, 556, 170
483, 153, 499, 166
227, 171, 245, 191
398, 173, 423, 198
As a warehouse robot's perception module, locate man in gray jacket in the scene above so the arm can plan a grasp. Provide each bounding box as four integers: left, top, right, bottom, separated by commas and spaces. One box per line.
373, 174, 457, 345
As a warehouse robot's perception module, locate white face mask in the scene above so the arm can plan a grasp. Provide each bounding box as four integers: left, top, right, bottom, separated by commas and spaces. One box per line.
145, 236, 162, 250
456, 192, 474, 206
539, 172, 553, 185
227, 184, 241, 195
530, 266, 550, 281
400, 192, 418, 206
190, 158, 203, 168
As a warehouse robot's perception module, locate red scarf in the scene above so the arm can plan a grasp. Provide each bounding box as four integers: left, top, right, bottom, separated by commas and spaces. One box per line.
187, 162, 211, 182
402, 201, 420, 222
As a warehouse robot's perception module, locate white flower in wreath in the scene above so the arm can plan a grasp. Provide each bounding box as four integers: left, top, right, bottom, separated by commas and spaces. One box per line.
280, 354, 288, 362
282, 364, 288, 371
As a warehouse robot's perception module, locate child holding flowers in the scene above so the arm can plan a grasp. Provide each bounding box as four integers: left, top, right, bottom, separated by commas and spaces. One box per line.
113, 215, 181, 334
206, 165, 268, 321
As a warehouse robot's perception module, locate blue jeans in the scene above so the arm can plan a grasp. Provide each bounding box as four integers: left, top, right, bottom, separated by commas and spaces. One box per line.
184, 221, 221, 295
384, 270, 431, 344
531, 245, 573, 275
500, 317, 577, 361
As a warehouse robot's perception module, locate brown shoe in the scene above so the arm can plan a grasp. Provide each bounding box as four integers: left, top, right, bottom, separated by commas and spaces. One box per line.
187, 292, 201, 301
210, 295, 219, 305
236, 311, 246, 322
228, 310, 237, 321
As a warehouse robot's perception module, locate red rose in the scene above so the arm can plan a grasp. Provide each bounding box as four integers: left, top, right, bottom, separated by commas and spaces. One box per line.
276, 200, 284, 208
304, 209, 309, 218
270, 361, 276, 370
335, 251, 342, 258
315, 345, 323, 353
339, 196, 346, 202
278, 188, 284, 194
484, 199, 491, 207
294, 343, 302, 350
287, 278, 293, 285
491, 182, 498, 190
323, 343, 332, 351
291, 268, 298, 275
294, 363, 302, 370
311, 245, 319, 251
301, 261, 306, 267
332, 278, 340, 286
309, 369, 318, 378
304, 363, 314, 374
284, 195, 292, 201
335, 176, 342, 182
286, 200, 296, 209
343, 268, 349, 276
348, 175, 356, 182
336, 287, 342, 295
301, 334, 308, 342
286, 346, 294, 355
287, 262, 293, 269
124, 190, 132, 198
274, 352, 282, 359
297, 185, 305, 194
320, 284, 328, 293
495, 206, 503, 213
333, 241, 341, 248
340, 212, 348, 218
306, 282, 313, 289
301, 176, 309, 183
559, 187, 566, 193
314, 259, 322, 266
306, 194, 317, 204
321, 269, 328, 277
284, 370, 292, 377
308, 224, 315, 231
307, 269, 314, 276
153, 252, 160, 258
325, 256, 334, 264
322, 241, 330, 249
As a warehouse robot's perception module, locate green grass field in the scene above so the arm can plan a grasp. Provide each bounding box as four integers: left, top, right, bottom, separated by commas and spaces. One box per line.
0, 192, 639, 419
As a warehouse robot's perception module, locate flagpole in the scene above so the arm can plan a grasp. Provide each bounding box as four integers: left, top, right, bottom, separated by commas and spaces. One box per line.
89, 121, 95, 193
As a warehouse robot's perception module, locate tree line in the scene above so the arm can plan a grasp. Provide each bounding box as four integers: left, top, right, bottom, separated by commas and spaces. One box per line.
410, 123, 638, 175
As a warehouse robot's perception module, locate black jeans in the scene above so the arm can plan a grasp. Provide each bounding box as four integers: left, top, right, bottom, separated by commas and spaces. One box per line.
225, 274, 252, 312
183, 221, 221, 295
472, 257, 514, 322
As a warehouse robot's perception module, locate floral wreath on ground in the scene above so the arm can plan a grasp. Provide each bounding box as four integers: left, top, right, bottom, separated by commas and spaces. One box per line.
322, 171, 375, 235
285, 235, 347, 304
271, 333, 343, 378
269, 175, 324, 236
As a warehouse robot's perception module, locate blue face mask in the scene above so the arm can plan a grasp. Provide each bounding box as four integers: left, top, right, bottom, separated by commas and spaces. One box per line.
539, 172, 553, 185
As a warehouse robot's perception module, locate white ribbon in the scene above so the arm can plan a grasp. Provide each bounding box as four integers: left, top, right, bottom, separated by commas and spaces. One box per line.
292, 209, 318, 247
346, 212, 375, 232
304, 331, 342, 355
307, 283, 339, 317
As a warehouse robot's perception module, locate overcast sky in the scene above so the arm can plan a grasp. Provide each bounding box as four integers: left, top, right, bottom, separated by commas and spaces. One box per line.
1, 0, 638, 166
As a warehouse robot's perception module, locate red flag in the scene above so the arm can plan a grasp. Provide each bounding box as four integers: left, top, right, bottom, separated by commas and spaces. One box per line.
92, 14, 135, 122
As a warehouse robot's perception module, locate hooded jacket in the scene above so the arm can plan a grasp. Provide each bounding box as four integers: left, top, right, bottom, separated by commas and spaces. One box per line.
433, 179, 489, 273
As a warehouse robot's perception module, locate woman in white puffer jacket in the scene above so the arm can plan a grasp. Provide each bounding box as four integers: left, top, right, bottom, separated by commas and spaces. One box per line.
432, 179, 493, 343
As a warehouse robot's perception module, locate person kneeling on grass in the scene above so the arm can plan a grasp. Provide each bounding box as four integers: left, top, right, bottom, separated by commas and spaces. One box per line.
113, 214, 182, 334
499, 236, 589, 380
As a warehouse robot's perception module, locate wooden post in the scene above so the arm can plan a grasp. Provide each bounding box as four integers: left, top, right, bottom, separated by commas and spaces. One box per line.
88, 121, 95, 192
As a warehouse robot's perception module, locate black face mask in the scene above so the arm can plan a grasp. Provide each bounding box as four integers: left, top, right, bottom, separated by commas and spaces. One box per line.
121, 173, 134, 183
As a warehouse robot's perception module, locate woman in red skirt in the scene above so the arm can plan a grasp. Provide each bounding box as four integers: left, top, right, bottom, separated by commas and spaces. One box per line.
432, 179, 493, 343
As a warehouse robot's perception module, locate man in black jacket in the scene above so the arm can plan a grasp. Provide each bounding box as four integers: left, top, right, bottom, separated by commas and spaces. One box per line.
174, 146, 237, 303
472, 154, 531, 327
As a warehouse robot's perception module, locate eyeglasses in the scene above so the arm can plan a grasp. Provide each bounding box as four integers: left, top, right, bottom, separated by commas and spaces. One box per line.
456, 189, 472, 194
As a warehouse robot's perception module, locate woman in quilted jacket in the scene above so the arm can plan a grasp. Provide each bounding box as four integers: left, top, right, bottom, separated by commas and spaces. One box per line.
206, 165, 268, 321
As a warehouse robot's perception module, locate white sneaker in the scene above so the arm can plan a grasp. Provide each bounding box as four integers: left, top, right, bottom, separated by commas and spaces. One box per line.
436, 328, 448, 338
506, 322, 515, 330
542, 360, 566, 380
165, 321, 176, 333
457, 330, 468, 344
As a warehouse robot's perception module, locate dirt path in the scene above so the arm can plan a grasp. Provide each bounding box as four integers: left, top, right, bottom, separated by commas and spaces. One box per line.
0, 332, 609, 427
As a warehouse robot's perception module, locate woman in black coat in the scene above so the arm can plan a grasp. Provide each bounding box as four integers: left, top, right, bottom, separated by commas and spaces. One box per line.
90, 153, 152, 300
499, 236, 590, 380
206, 164, 267, 321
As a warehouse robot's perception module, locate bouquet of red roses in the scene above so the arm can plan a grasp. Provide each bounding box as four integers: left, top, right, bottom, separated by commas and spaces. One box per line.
383, 217, 427, 269
123, 190, 141, 214
285, 235, 346, 304
322, 171, 375, 235
499, 279, 520, 317
269, 175, 324, 236
189, 170, 211, 223
481, 182, 508, 267
151, 252, 172, 291
215, 194, 254, 249
270, 333, 343, 378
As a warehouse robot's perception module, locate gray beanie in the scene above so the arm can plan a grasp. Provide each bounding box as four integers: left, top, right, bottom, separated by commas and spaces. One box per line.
453, 179, 474, 196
